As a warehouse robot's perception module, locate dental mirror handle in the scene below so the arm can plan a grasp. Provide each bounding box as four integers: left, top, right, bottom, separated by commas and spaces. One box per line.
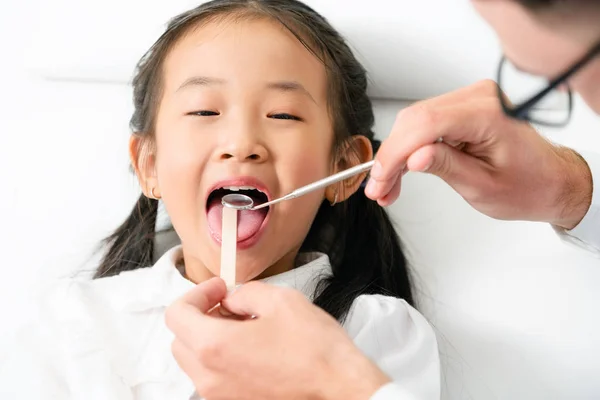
251, 160, 375, 210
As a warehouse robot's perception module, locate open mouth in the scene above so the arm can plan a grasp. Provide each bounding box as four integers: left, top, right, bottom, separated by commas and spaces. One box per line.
206, 186, 270, 243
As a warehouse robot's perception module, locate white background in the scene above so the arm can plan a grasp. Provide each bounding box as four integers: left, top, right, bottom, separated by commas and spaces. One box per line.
1, 0, 600, 399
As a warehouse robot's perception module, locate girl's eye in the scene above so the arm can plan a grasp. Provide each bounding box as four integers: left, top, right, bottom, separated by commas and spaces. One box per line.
269, 113, 303, 121
188, 110, 220, 116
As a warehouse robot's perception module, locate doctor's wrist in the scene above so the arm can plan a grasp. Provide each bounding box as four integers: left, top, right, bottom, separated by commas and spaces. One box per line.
550, 147, 593, 230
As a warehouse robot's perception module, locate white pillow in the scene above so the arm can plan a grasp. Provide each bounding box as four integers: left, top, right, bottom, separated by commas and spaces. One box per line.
25, 0, 500, 100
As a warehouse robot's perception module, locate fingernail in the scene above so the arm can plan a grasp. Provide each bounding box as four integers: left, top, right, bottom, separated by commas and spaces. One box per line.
370, 161, 382, 178
420, 160, 433, 172
218, 305, 233, 317
365, 178, 377, 196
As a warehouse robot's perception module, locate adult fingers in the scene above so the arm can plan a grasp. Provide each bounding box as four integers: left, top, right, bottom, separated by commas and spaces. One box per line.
375, 170, 402, 206
407, 142, 493, 198
171, 338, 201, 380
171, 339, 219, 397
222, 282, 301, 318
208, 304, 250, 321
180, 277, 228, 314
368, 98, 498, 200
165, 277, 237, 350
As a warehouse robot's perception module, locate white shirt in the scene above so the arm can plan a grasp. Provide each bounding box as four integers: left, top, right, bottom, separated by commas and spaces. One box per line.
555, 150, 600, 255
0, 246, 440, 400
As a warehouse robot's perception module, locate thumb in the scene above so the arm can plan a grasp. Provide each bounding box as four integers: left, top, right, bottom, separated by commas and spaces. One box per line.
407, 142, 488, 189
181, 277, 228, 314
222, 281, 280, 317
165, 277, 231, 351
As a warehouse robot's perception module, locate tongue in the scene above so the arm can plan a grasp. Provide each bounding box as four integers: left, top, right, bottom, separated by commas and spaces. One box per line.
207, 197, 268, 242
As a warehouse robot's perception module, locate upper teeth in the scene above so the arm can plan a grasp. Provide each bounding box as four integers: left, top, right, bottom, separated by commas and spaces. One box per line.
222, 186, 261, 192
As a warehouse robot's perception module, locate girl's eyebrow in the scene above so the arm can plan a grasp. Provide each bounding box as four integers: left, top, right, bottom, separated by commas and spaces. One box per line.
176, 76, 316, 104
266, 81, 317, 104
177, 76, 225, 92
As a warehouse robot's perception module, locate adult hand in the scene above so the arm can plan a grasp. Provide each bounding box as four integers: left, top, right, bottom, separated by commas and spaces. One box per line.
165, 278, 390, 400
365, 80, 592, 230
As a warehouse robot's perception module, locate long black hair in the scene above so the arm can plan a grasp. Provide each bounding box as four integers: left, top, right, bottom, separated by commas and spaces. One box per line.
95, 0, 413, 323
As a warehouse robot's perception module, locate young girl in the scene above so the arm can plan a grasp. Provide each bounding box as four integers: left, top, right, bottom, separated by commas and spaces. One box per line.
0, 1, 439, 398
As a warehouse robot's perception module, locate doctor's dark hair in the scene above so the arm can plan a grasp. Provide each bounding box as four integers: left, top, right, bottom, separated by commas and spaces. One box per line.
95, 0, 414, 322
514, 0, 600, 14
516, 0, 599, 8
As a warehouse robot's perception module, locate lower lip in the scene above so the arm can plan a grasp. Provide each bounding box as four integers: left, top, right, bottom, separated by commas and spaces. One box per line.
208, 208, 270, 250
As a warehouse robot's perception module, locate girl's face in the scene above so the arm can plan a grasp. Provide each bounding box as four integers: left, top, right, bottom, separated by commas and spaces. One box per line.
138, 17, 340, 283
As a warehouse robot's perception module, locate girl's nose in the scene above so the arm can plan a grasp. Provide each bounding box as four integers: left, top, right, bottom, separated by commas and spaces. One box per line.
217, 134, 269, 163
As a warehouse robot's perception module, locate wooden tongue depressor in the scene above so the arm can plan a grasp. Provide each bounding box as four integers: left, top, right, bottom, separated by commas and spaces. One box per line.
220, 206, 237, 290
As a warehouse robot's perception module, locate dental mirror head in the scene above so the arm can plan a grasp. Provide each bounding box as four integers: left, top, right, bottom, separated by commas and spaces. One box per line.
221, 193, 254, 210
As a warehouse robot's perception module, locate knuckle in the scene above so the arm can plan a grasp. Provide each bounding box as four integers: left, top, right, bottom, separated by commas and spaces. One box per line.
476, 79, 499, 94
464, 185, 485, 204
240, 280, 272, 303
394, 107, 409, 125
242, 280, 265, 292
484, 96, 503, 117
273, 287, 297, 306
272, 287, 292, 304
280, 288, 307, 309
395, 102, 434, 127
194, 339, 224, 366
410, 104, 438, 133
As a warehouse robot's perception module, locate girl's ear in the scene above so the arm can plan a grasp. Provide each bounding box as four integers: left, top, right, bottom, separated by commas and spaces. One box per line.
325, 135, 373, 204
129, 134, 160, 199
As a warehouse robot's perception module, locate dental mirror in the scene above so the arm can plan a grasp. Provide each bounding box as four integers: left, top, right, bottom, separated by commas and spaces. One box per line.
221, 193, 255, 210
221, 159, 375, 211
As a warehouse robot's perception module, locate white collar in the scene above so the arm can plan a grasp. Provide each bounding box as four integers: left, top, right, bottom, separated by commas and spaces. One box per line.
105, 246, 332, 313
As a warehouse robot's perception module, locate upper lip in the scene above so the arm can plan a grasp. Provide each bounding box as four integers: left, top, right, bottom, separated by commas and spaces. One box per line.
205, 176, 272, 206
